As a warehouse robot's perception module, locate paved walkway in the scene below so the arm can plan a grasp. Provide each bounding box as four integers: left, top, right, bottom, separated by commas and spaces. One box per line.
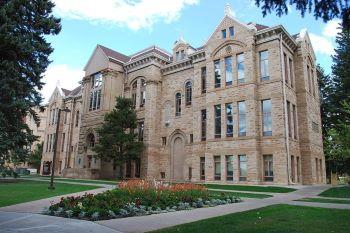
1, 184, 350, 233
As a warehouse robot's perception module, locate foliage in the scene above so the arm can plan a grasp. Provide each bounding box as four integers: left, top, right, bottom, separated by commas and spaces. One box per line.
47, 180, 241, 221
93, 97, 144, 172
319, 23, 350, 175
0, 0, 61, 167
0, 167, 18, 178
27, 142, 43, 172
255, 0, 350, 30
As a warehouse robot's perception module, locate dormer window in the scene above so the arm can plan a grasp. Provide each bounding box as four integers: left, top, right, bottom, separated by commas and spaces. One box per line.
92, 73, 102, 88
222, 29, 227, 38
176, 50, 185, 61
229, 27, 234, 37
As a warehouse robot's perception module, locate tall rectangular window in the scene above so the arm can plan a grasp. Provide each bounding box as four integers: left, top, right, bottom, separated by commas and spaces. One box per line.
214, 105, 221, 138
214, 60, 221, 88
260, 50, 269, 81
307, 65, 312, 93
284, 53, 289, 84
201, 109, 207, 141
297, 156, 300, 183
225, 56, 232, 86
262, 99, 272, 136
61, 133, 65, 152
263, 155, 274, 181
287, 101, 292, 138
214, 156, 221, 180
229, 26, 234, 37
315, 158, 319, 182
239, 155, 247, 181
293, 104, 297, 139
201, 67, 206, 94
46, 135, 49, 152
75, 111, 79, 127
237, 53, 245, 83
226, 103, 233, 137
138, 121, 144, 141
226, 155, 234, 181
289, 58, 294, 87
175, 93, 181, 116
140, 79, 146, 107
221, 29, 227, 38
238, 101, 246, 136
90, 73, 102, 111
200, 157, 205, 180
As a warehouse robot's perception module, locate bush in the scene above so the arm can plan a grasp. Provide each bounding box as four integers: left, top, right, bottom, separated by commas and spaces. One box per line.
47, 180, 241, 220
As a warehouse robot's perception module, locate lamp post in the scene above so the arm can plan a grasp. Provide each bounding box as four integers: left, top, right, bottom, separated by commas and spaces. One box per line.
49, 108, 71, 190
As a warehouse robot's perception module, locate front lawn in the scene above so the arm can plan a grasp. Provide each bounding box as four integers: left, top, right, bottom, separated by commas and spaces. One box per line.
47, 180, 241, 220
297, 197, 350, 204
209, 190, 272, 199
154, 204, 350, 233
22, 175, 119, 185
0, 180, 100, 207
319, 186, 350, 198
205, 184, 296, 193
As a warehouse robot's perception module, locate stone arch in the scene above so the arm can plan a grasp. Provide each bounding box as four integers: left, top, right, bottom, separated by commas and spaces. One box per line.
211, 39, 247, 58
169, 130, 187, 181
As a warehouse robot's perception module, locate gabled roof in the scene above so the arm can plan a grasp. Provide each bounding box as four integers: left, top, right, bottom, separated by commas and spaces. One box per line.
98, 44, 130, 63
247, 22, 269, 31
68, 86, 81, 96
129, 45, 172, 61
61, 88, 71, 96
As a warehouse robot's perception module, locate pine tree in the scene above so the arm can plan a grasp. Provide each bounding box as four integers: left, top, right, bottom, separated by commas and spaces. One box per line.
27, 142, 43, 173
0, 1, 60, 167
93, 97, 144, 176
255, 0, 350, 30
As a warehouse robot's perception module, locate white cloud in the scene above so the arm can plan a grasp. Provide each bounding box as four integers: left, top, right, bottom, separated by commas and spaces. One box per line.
41, 64, 84, 103
307, 19, 341, 56
322, 19, 341, 38
309, 33, 335, 56
53, 0, 199, 30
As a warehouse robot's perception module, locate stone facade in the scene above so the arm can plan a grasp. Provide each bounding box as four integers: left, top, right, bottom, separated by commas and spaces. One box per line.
39, 11, 325, 185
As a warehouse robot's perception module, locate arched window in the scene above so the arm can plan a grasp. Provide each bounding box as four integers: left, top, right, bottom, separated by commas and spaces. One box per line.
175, 93, 181, 116
87, 133, 95, 148
140, 79, 146, 107
185, 81, 192, 106
131, 81, 137, 107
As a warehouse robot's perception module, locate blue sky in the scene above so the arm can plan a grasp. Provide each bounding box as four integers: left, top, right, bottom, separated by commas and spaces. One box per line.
42, 0, 340, 102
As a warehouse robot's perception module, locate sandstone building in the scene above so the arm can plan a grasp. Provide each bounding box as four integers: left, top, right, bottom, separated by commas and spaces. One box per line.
40, 7, 325, 185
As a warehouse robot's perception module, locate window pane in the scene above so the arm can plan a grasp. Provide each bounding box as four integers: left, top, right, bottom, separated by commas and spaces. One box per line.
214, 60, 221, 88
226, 155, 233, 181
222, 29, 226, 38
201, 109, 207, 141
229, 27, 234, 37
262, 100, 272, 136
214, 105, 221, 138
185, 81, 192, 105
264, 155, 273, 181
260, 51, 269, 80
237, 53, 245, 83
239, 155, 247, 180
175, 93, 181, 116
226, 103, 233, 137
200, 157, 205, 180
201, 67, 206, 93
214, 156, 221, 180
238, 101, 246, 136
225, 57, 232, 85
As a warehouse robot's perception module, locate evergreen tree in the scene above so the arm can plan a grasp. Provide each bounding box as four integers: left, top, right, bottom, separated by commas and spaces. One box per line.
0, 1, 61, 167
93, 97, 144, 176
255, 0, 350, 30
27, 142, 43, 173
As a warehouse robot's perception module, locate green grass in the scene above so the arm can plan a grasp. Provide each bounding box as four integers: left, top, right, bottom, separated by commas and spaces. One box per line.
209, 190, 273, 199
22, 175, 119, 185
205, 184, 296, 193
319, 186, 350, 198
0, 180, 100, 207
153, 204, 350, 233
297, 197, 350, 204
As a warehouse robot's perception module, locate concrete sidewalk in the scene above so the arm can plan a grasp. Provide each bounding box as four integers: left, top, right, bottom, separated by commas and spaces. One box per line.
0, 211, 122, 233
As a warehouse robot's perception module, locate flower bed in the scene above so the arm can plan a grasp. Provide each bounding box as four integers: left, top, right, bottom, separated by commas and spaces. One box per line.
45, 180, 241, 221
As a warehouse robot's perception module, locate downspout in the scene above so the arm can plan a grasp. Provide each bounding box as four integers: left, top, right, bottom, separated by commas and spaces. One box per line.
279, 33, 294, 185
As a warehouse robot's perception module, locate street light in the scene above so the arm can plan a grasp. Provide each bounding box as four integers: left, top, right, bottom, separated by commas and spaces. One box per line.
49, 108, 71, 190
